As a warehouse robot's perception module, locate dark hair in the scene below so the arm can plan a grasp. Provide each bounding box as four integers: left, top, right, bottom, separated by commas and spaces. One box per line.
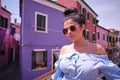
63, 8, 86, 26
63, 8, 86, 37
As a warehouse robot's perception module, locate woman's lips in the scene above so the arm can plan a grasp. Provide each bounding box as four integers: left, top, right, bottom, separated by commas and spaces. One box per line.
69, 34, 74, 39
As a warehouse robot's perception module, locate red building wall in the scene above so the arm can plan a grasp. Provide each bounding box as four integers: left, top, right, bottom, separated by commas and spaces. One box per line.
10, 23, 20, 62
0, 3, 11, 70
57, 0, 97, 42
57, 0, 78, 8
86, 14, 96, 42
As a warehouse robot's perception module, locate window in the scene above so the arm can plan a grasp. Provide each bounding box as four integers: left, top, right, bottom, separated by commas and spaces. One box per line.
87, 12, 90, 20
32, 49, 47, 70
116, 37, 118, 42
82, 8, 86, 18
109, 36, 112, 42
10, 27, 16, 36
85, 29, 89, 40
97, 32, 100, 39
92, 32, 96, 42
52, 49, 60, 69
113, 37, 115, 43
103, 34, 105, 40
80, 5, 82, 14
35, 12, 48, 33
4, 18, 8, 28
0, 15, 8, 28
111, 37, 114, 43
93, 18, 96, 25
106, 33, 109, 42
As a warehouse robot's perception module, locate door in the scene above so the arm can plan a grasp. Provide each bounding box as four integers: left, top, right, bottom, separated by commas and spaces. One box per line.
52, 49, 60, 70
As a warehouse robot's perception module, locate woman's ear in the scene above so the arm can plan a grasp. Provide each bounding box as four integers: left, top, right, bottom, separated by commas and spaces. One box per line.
81, 24, 86, 31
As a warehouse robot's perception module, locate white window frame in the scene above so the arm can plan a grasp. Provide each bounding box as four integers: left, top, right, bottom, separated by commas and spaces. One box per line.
35, 12, 48, 33
32, 49, 47, 70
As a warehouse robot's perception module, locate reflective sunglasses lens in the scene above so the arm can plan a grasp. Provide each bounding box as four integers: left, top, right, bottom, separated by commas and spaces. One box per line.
70, 26, 76, 31
63, 29, 68, 34
63, 26, 76, 35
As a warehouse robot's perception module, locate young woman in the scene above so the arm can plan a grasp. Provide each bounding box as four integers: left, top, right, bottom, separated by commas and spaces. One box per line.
52, 8, 120, 80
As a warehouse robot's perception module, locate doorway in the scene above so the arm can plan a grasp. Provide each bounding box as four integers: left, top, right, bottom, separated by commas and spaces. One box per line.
52, 49, 60, 70
8, 48, 15, 64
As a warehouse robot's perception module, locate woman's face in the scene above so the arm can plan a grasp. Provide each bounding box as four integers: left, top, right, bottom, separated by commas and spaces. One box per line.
63, 19, 84, 42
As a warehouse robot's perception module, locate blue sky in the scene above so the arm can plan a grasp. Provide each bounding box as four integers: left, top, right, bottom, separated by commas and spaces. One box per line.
84, 0, 120, 30
2, 0, 21, 23
2, 0, 120, 30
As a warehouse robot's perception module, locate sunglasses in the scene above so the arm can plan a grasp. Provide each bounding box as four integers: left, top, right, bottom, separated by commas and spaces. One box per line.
63, 25, 76, 35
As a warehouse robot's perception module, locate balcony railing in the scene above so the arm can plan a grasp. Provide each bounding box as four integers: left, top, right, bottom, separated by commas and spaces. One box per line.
34, 69, 55, 80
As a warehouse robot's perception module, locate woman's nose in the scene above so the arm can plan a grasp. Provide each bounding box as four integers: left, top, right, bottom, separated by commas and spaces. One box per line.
67, 29, 72, 34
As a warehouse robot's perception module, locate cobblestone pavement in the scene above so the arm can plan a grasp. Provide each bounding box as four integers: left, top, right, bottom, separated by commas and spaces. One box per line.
0, 62, 19, 80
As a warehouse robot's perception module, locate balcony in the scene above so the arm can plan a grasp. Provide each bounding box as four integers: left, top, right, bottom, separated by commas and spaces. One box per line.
34, 69, 55, 80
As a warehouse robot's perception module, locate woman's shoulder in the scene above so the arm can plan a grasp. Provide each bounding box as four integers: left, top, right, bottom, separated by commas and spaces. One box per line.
93, 43, 106, 55
87, 42, 106, 55
60, 44, 72, 55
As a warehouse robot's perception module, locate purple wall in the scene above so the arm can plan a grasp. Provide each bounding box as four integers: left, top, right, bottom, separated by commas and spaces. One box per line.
20, 0, 70, 80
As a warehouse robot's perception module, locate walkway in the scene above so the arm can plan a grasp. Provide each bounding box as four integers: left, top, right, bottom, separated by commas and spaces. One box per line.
0, 62, 19, 80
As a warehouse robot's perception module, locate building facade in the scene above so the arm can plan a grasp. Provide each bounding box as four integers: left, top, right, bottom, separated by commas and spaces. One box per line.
108, 29, 120, 64
107, 29, 115, 60
114, 30, 120, 64
10, 20, 21, 63
96, 25, 108, 51
0, 0, 11, 70
20, 0, 70, 80
19, 0, 120, 80
116, 31, 120, 48
56, 0, 98, 42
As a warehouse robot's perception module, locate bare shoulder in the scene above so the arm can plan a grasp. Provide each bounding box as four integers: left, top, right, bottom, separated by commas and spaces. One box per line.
95, 43, 106, 55
60, 45, 70, 55
88, 42, 106, 55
